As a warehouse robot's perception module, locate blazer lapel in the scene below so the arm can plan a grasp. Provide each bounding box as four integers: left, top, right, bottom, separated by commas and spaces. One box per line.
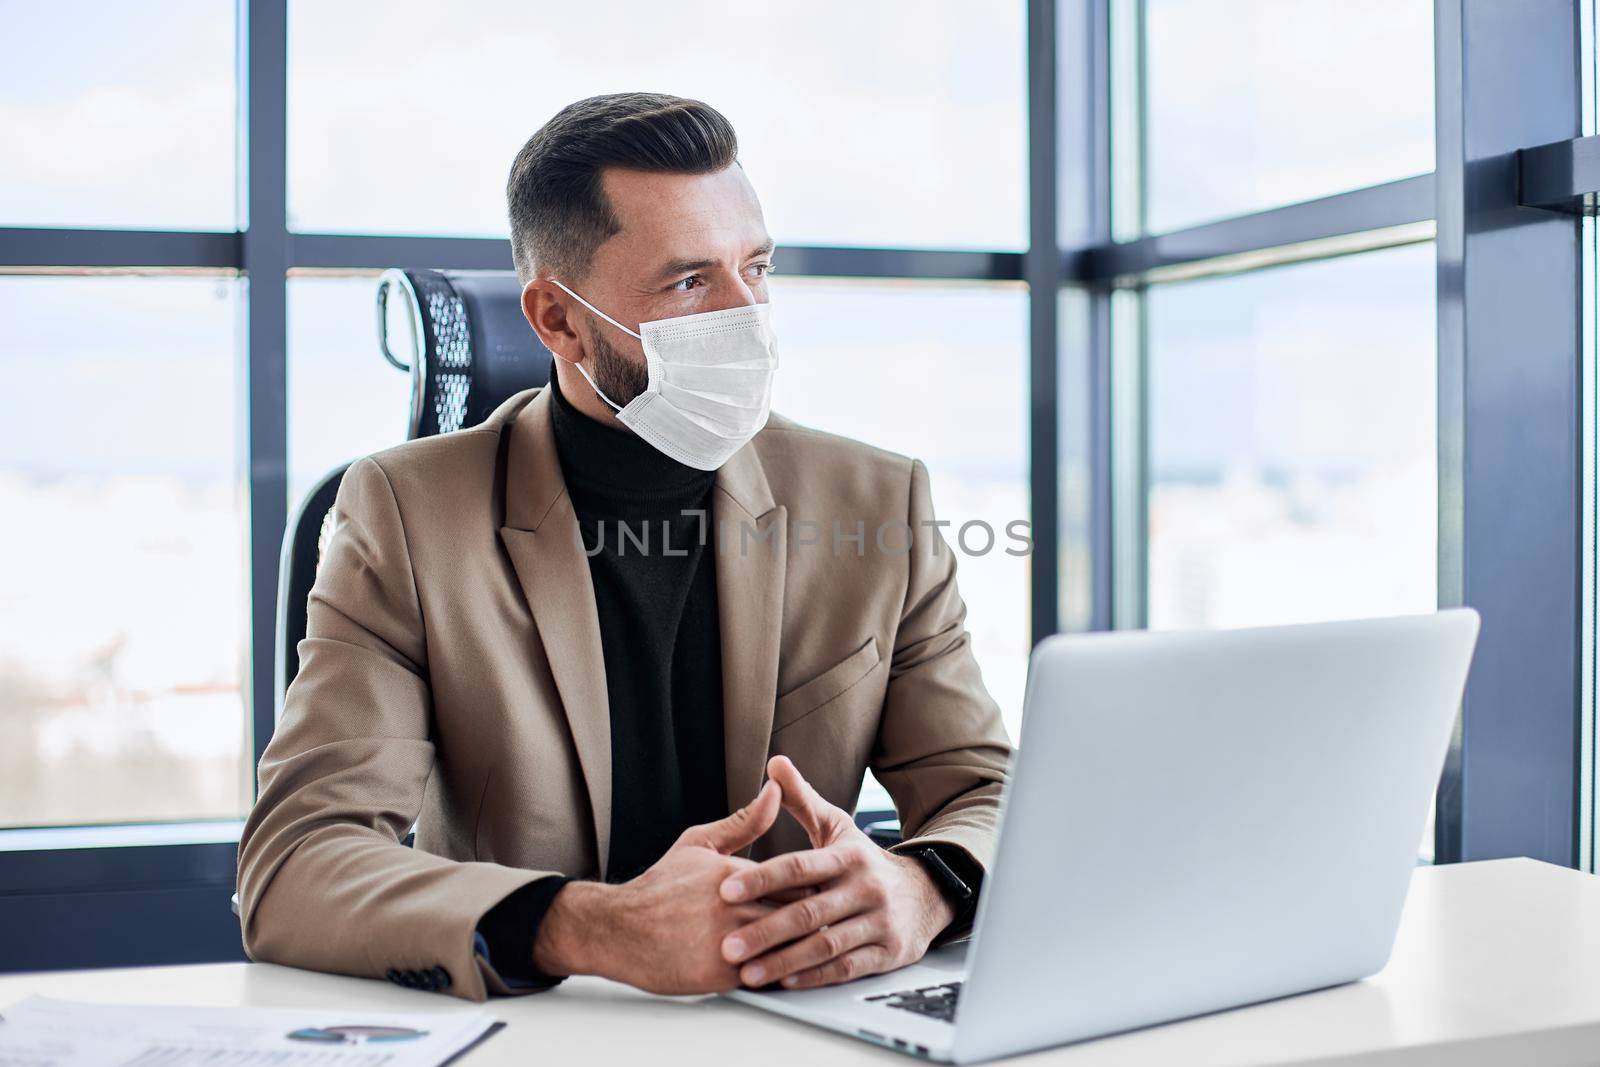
497, 388, 614, 880
714, 444, 787, 820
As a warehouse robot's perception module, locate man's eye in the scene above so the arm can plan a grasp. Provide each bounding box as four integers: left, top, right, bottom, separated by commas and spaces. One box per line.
751, 262, 776, 278
671, 275, 704, 292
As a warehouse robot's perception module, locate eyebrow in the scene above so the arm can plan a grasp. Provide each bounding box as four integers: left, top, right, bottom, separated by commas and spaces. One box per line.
653, 239, 776, 283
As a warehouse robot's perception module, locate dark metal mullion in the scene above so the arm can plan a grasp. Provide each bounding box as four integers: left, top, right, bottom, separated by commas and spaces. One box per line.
290, 233, 510, 272
0, 842, 239, 896
243, 0, 289, 772
1434, 0, 1584, 867
289, 232, 1025, 281
768, 246, 1024, 282
0, 225, 1024, 282
1432, 0, 1467, 865
1520, 133, 1600, 212
1086, 0, 1114, 632
0, 227, 240, 270
1026, 0, 1061, 645
1056, 0, 1116, 636
1132, 0, 1149, 241
1068, 173, 1436, 285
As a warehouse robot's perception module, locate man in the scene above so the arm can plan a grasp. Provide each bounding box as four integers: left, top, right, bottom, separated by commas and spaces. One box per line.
237, 92, 1011, 1001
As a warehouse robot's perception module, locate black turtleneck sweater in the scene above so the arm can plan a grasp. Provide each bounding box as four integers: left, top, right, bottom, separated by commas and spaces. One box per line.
475, 374, 728, 982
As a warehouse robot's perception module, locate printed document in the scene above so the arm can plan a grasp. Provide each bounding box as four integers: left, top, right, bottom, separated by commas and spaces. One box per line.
0, 996, 500, 1066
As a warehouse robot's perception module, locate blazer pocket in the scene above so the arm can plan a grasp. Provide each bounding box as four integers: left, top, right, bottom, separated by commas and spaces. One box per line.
772, 636, 882, 732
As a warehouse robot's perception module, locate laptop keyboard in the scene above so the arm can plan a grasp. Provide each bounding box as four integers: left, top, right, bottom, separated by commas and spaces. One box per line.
865, 981, 963, 1023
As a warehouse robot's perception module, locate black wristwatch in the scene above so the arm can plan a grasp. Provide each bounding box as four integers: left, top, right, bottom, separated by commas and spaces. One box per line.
906, 845, 978, 930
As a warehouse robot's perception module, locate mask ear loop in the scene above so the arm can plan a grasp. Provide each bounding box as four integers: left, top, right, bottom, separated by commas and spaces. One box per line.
550, 278, 644, 413
571, 360, 626, 413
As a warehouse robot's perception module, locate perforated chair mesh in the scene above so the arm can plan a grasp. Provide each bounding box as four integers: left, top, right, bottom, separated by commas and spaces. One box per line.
413, 273, 475, 435
403, 269, 550, 439
412, 283, 467, 438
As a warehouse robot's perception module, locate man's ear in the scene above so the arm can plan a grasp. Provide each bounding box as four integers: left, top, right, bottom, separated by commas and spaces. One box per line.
521, 279, 583, 365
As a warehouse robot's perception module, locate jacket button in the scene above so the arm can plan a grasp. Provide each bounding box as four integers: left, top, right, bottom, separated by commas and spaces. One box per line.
430, 966, 452, 989
385, 968, 402, 984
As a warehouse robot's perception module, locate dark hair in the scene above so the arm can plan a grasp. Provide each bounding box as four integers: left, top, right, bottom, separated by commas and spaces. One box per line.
506, 92, 740, 283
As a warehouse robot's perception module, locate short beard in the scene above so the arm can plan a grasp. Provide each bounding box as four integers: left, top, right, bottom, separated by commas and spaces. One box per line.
585, 319, 650, 409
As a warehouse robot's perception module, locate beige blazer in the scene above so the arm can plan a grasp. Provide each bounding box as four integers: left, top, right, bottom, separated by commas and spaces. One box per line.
237, 387, 1012, 1001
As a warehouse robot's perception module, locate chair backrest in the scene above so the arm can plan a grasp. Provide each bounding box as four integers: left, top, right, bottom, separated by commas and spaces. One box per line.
377, 269, 553, 439
275, 269, 549, 711
274, 461, 351, 718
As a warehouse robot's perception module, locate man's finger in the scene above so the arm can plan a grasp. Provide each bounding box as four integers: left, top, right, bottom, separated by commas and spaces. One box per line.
759, 886, 818, 905
766, 755, 849, 846
683, 779, 780, 853
721, 884, 869, 964
720, 844, 850, 903
732, 902, 777, 924
779, 943, 893, 990
738, 915, 881, 987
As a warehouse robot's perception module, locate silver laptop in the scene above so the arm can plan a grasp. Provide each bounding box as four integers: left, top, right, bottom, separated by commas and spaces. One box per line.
727, 609, 1480, 1063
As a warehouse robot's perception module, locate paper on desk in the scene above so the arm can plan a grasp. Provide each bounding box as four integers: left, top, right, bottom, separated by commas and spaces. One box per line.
0, 996, 501, 1066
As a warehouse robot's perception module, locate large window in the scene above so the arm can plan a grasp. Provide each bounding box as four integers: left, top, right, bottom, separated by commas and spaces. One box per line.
0, 3, 247, 837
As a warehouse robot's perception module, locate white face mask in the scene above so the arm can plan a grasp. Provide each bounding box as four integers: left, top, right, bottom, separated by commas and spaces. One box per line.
551, 279, 779, 472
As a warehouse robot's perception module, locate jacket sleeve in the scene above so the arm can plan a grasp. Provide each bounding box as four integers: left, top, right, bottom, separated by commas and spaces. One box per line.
873, 459, 1015, 899
236, 456, 562, 1001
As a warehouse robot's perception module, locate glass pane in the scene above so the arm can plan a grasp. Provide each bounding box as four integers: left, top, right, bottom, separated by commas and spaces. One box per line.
1144, 243, 1437, 631
287, 275, 415, 507
0, 1, 236, 231
0, 276, 247, 829
1057, 289, 1095, 632
287, 1, 1025, 250
770, 278, 1031, 751
1141, 0, 1434, 234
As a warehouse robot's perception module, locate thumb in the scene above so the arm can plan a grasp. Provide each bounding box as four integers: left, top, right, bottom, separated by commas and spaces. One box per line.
683, 778, 781, 854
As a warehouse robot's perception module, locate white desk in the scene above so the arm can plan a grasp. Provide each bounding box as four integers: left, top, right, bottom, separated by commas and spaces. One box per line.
3, 859, 1599, 1066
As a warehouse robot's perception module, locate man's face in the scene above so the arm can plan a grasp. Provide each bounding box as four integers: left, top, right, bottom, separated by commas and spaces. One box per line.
552, 164, 775, 408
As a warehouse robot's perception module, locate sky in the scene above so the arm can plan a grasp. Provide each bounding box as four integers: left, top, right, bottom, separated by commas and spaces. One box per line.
1143, 0, 1433, 232
1147, 242, 1436, 480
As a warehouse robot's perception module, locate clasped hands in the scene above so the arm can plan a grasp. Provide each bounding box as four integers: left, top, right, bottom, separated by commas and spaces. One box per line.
531, 755, 955, 995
